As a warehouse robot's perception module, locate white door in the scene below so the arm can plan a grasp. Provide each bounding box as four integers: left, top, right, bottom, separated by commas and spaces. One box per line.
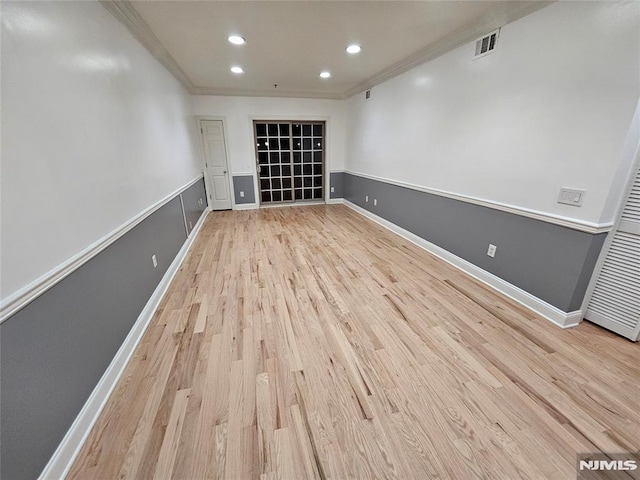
201, 120, 232, 210
585, 164, 640, 341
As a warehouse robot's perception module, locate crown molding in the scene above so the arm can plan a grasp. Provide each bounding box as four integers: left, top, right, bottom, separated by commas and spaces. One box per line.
343, 1, 553, 99
100, 0, 343, 99
99, 0, 196, 93
101, 0, 552, 101
192, 86, 344, 100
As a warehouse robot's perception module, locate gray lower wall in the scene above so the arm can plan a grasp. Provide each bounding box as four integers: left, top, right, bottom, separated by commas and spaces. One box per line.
0, 179, 207, 480
234, 173, 341, 204
343, 173, 606, 313
181, 178, 208, 234
330, 171, 344, 199
233, 175, 256, 204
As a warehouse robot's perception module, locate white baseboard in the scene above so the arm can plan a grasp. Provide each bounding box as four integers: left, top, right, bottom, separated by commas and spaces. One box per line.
260, 201, 325, 209
234, 200, 343, 210
562, 310, 583, 329
326, 198, 344, 204
233, 203, 258, 210
342, 200, 581, 329
38, 209, 209, 480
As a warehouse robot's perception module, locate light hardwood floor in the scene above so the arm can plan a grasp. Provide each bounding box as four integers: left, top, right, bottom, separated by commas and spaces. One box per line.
68, 205, 640, 480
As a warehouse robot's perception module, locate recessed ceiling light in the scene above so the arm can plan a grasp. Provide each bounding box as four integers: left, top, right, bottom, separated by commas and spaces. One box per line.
319, 71, 331, 79
228, 35, 246, 45
230, 66, 244, 74
346, 44, 361, 54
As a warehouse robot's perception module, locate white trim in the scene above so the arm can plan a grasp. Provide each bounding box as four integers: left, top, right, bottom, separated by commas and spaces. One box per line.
192, 86, 343, 100
178, 194, 189, 237
579, 133, 640, 337
249, 116, 333, 209
343, 170, 612, 235
233, 203, 259, 211
260, 201, 325, 209
326, 198, 344, 205
0, 176, 204, 324
562, 310, 584, 329
100, 1, 194, 92
38, 209, 209, 480
249, 117, 261, 208
342, 199, 579, 329
585, 308, 640, 341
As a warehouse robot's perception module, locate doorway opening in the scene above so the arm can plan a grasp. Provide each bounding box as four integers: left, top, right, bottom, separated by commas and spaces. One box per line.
254, 121, 325, 205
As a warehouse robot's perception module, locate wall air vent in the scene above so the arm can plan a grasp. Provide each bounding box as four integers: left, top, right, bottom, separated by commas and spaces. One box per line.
474, 29, 500, 59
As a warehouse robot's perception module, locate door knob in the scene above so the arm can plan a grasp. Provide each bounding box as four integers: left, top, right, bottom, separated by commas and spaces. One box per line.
223, 170, 227, 174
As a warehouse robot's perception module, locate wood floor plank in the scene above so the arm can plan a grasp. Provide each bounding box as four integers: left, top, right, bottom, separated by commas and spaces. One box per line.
69, 205, 640, 480
116, 337, 179, 479
289, 403, 323, 479
189, 333, 230, 480
153, 388, 191, 480
256, 372, 277, 476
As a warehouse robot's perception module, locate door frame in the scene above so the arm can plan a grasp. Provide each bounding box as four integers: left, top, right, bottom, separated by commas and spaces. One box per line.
253, 120, 327, 206
248, 115, 332, 208
580, 137, 640, 337
196, 116, 235, 211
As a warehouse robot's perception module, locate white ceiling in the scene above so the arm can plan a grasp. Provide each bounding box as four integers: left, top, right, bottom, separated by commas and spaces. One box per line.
111, 1, 551, 99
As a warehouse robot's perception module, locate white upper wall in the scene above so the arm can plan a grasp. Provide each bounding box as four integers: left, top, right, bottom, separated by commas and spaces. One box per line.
1, 1, 201, 299
345, 1, 640, 224
192, 96, 346, 174
3, 1, 636, 301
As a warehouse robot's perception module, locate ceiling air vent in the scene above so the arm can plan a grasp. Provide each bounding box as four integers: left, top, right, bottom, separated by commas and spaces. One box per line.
474, 29, 500, 59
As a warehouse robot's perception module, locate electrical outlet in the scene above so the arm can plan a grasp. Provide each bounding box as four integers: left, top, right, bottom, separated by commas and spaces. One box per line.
366, 195, 369, 202
152, 254, 158, 268
198, 198, 203, 207
240, 191, 245, 198
189, 221, 193, 230
331, 186, 335, 193
374, 199, 377, 206
487, 244, 497, 258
